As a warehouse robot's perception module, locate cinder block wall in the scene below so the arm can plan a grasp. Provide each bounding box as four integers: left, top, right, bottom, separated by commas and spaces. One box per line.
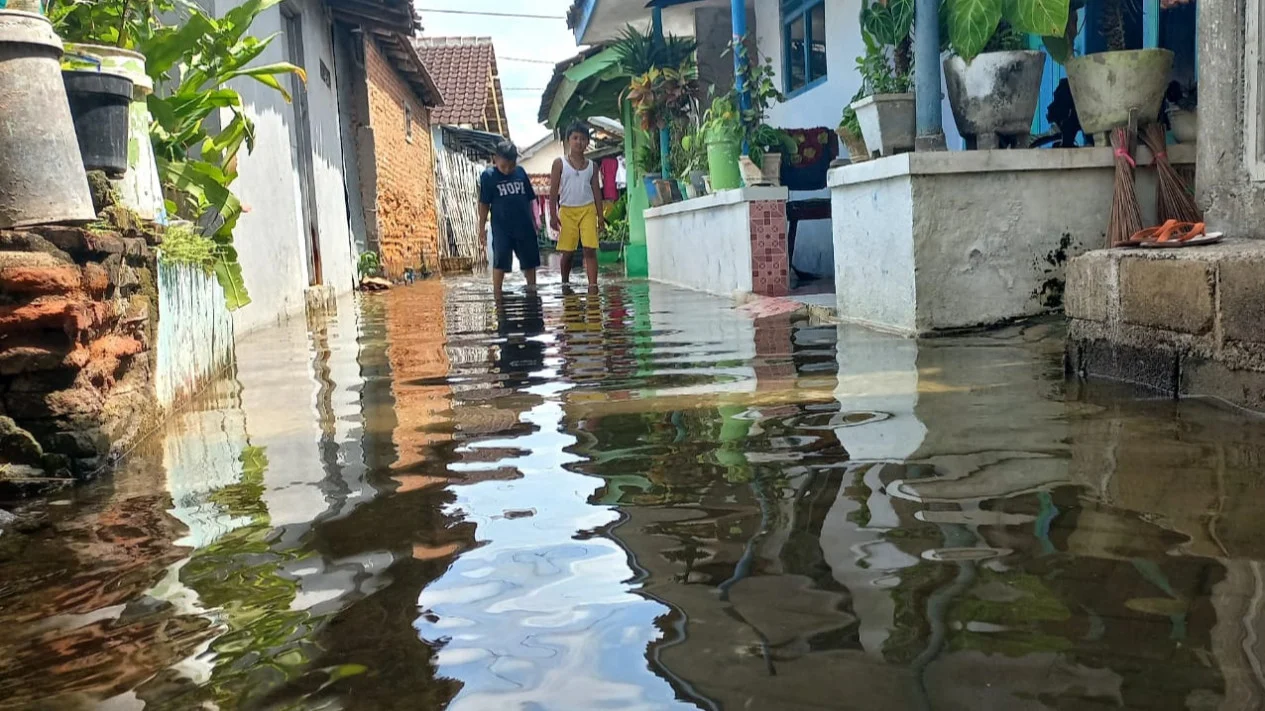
1066, 242, 1265, 410
365, 40, 440, 279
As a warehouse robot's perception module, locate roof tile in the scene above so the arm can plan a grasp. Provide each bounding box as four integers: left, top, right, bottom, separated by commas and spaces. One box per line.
413, 37, 508, 135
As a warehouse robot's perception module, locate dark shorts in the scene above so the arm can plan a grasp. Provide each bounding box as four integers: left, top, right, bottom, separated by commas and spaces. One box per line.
491, 228, 541, 272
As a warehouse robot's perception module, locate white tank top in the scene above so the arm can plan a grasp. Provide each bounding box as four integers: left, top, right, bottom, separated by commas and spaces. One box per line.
559, 157, 596, 208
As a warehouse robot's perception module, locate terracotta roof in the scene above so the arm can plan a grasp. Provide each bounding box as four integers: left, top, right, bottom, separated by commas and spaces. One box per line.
413, 37, 510, 137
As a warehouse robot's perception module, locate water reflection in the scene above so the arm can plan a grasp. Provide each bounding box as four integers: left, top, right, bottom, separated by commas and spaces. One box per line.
0, 278, 1263, 711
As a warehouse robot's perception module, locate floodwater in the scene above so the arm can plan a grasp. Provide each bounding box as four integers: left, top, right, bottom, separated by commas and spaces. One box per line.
2, 272, 1264, 711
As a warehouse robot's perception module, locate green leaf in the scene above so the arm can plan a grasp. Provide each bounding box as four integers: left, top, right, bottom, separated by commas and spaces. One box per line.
214, 248, 252, 311
222, 62, 307, 103
1042, 33, 1073, 63
1005, 0, 1070, 37
946, 0, 1003, 60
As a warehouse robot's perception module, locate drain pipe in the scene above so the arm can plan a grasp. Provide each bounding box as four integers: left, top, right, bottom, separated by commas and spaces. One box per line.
913, 0, 946, 150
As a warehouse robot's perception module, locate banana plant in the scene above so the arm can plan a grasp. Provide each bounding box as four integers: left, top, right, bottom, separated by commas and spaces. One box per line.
944, 0, 1072, 61
140, 0, 305, 310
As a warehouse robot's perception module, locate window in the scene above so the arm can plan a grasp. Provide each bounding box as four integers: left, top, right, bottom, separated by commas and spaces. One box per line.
782, 0, 827, 95
405, 104, 414, 143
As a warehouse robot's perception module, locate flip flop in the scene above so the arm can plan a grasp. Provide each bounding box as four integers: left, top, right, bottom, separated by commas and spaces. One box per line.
1122, 219, 1178, 247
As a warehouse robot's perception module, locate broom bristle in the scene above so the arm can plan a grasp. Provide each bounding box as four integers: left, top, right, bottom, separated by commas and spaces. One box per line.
1108, 127, 1144, 248
1142, 123, 1202, 224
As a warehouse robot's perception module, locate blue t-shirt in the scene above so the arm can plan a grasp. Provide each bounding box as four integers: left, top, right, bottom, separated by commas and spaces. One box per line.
480, 166, 537, 241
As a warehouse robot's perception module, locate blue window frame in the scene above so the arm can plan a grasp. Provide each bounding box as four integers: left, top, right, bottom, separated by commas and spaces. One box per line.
782, 0, 827, 96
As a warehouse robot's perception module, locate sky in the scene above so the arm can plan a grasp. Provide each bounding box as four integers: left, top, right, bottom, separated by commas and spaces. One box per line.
417, 0, 582, 147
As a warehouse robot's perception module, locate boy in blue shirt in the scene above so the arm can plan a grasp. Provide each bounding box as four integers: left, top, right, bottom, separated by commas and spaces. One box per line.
478, 141, 541, 295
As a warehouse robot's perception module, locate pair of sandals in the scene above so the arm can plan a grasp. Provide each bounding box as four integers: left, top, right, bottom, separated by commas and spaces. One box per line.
1121, 220, 1223, 248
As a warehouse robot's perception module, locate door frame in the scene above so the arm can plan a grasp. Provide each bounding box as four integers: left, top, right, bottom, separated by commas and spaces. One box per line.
281, 2, 323, 286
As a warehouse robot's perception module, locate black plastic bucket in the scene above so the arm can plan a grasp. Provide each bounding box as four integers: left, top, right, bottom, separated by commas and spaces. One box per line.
62, 70, 133, 176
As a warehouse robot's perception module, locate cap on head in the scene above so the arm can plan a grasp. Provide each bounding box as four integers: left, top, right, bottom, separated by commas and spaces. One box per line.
494, 140, 519, 161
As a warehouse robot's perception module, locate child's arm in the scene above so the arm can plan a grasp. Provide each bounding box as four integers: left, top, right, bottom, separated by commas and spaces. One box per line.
590, 163, 605, 232
477, 172, 492, 238
477, 202, 490, 240
549, 158, 563, 230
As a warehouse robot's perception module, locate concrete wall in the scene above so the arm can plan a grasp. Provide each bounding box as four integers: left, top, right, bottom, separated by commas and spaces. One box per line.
216, 0, 356, 336
1067, 240, 1265, 412
646, 188, 794, 297
155, 263, 235, 411
1197, 0, 1265, 239
365, 39, 441, 278
829, 148, 1186, 334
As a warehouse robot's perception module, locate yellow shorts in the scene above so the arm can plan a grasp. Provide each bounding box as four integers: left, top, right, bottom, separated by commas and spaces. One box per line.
558, 204, 599, 251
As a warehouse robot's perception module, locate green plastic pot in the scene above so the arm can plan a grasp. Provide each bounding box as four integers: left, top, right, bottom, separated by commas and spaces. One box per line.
706, 136, 742, 191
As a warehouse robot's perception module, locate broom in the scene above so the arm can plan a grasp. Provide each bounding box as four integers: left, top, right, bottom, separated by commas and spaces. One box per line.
1108, 126, 1144, 247
1142, 122, 1202, 224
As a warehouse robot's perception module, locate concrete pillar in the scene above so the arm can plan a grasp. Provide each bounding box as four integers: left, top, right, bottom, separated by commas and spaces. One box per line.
695, 6, 736, 94
914, 0, 946, 150
653, 7, 671, 176
732, 0, 750, 119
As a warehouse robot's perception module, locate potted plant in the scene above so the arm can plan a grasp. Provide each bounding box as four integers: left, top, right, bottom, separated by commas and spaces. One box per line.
746, 124, 797, 186
730, 42, 795, 185
635, 140, 666, 207
699, 92, 743, 191
850, 0, 914, 158
836, 90, 869, 162
1063, 0, 1174, 140
942, 19, 1047, 149
51, 0, 170, 218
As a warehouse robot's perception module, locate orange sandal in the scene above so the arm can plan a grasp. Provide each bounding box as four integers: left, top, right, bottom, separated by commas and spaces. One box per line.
1124, 220, 1207, 246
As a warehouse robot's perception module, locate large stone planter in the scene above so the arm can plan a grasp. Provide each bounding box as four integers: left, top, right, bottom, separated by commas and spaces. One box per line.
852, 93, 915, 158
944, 50, 1045, 148
0, 10, 96, 229
1066, 49, 1174, 138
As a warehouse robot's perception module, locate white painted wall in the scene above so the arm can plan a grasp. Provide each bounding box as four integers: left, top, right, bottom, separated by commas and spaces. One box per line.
519, 139, 564, 176
155, 263, 235, 410
645, 192, 755, 297
831, 170, 918, 334
214, 0, 356, 337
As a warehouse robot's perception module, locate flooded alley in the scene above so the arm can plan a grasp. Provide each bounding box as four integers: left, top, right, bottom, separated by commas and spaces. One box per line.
1, 275, 1264, 711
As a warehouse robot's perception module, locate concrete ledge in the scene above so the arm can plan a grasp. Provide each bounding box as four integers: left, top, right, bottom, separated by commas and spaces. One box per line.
1066, 239, 1265, 411
645, 186, 789, 219
828, 145, 1196, 187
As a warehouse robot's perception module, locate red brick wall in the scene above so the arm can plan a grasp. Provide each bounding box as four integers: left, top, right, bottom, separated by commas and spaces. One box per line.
365, 40, 440, 279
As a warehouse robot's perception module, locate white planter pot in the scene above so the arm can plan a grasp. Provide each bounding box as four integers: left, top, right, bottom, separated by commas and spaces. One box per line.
943, 51, 1045, 143
1169, 108, 1197, 144
739, 156, 765, 187
1066, 49, 1174, 136
852, 93, 915, 158
758, 152, 782, 186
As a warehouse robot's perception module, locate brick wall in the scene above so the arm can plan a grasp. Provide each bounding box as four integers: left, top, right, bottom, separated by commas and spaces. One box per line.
365, 40, 440, 279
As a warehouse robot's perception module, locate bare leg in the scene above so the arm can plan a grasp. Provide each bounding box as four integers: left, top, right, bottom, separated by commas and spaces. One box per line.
559, 251, 574, 282
493, 268, 506, 295
583, 247, 598, 286
524, 268, 538, 290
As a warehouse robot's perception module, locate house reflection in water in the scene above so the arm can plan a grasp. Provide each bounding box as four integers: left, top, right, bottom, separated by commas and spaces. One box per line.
575, 316, 1265, 711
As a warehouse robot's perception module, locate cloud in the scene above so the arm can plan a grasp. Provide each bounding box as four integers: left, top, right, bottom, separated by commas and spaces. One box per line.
419, 0, 581, 145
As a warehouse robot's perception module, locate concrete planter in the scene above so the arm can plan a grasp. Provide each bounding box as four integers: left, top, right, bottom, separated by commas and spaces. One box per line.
1066, 49, 1174, 137
0, 10, 96, 229
944, 51, 1045, 145
852, 93, 915, 158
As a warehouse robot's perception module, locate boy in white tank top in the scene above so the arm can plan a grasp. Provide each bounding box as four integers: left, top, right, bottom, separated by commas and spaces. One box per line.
549, 123, 604, 286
